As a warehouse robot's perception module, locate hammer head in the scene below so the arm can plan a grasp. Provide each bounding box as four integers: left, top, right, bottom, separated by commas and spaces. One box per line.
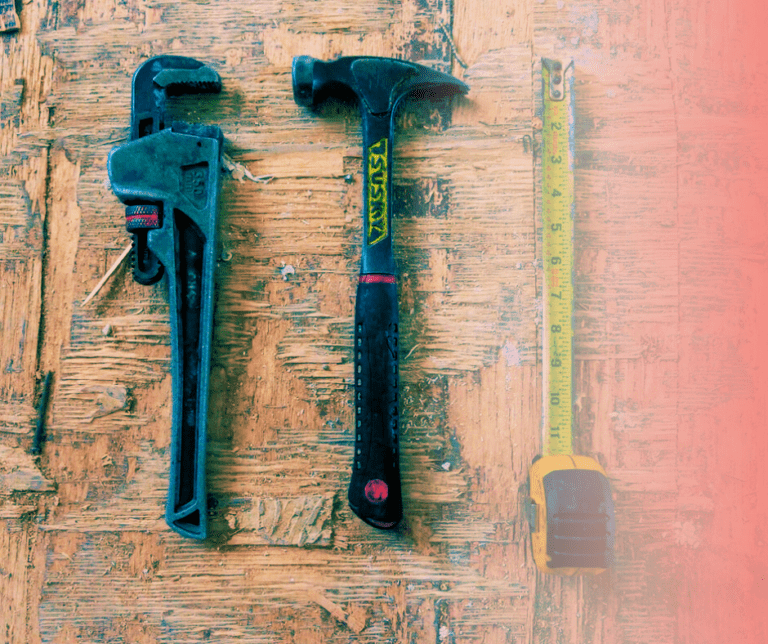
292, 55, 468, 117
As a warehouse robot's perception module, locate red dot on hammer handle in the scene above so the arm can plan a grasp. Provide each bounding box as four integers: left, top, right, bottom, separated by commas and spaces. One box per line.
364, 479, 389, 504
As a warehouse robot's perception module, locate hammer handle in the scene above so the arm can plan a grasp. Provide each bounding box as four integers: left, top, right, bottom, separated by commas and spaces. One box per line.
348, 276, 402, 527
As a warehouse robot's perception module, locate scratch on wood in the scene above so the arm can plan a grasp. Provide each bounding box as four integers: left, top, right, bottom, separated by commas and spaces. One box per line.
306, 588, 368, 634
226, 494, 334, 547
80, 384, 129, 421
0, 445, 54, 493
223, 154, 275, 184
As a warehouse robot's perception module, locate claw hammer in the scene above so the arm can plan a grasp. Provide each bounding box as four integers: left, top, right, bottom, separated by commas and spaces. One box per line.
292, 56, 468, 528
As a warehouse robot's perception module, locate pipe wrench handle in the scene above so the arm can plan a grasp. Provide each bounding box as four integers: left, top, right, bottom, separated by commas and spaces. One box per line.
108, 127, 223, 539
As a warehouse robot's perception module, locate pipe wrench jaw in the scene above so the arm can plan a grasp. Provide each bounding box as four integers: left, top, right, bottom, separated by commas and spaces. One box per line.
107, 58, 223, 540
130, 55, 222, 140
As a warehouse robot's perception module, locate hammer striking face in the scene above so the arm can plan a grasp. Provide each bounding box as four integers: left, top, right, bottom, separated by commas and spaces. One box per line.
292, 55, 468, 529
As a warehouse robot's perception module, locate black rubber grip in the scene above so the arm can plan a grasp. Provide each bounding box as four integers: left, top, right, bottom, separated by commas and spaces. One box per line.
348, 277, 402, 528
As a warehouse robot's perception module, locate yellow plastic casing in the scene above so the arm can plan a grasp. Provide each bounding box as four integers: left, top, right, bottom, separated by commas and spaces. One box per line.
528, 454, 613, 575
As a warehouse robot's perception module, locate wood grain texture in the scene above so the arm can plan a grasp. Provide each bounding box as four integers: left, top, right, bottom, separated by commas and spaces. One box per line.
1, 0, 765, 642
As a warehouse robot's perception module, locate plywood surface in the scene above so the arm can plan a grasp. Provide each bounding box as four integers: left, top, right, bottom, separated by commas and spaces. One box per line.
1, 0, 766, 642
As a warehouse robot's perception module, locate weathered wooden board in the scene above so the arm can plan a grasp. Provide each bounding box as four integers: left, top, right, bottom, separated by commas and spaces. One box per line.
1, 0, 766, 642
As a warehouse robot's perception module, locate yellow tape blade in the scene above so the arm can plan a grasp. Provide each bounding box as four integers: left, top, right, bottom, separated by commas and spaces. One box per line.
541, 59, 574, 456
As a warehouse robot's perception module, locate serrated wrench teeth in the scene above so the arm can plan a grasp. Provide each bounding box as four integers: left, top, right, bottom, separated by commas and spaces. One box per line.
152, 65, 222, 96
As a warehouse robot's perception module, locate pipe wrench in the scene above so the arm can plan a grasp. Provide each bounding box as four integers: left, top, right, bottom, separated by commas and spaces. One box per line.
107, 56, 223, 539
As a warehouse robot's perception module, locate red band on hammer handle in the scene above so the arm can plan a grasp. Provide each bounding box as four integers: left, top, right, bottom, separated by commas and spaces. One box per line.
359, 274, 396, 284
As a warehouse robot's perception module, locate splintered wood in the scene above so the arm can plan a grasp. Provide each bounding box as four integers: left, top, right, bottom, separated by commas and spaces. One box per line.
0, 0, 19, 33
1, 0, 765, 642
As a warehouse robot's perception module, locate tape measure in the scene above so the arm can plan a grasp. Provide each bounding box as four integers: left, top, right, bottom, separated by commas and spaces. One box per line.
529, 62, 616, 575
541, 59, 575, 456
